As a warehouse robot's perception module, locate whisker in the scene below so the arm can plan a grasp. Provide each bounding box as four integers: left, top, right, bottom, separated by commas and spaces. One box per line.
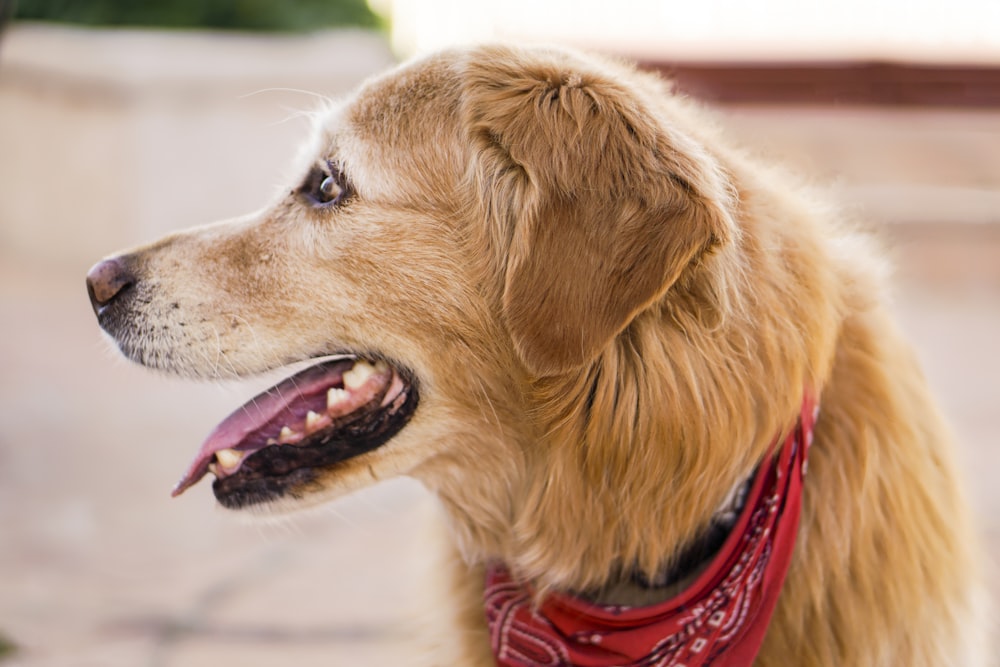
237, 87, 333, 104
266, 105, 323, 128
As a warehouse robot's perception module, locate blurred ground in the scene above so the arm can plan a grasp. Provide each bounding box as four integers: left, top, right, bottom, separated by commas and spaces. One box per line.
0, 34, 998, 665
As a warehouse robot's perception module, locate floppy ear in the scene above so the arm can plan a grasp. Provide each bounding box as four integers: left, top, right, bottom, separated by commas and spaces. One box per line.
461, 46, 738, 376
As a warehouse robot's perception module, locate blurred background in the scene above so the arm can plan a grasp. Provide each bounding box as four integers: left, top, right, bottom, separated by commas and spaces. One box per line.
1, 1, 998, 664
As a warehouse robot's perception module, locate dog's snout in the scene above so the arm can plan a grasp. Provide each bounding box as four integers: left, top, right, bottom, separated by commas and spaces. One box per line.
86, 257, 135, 315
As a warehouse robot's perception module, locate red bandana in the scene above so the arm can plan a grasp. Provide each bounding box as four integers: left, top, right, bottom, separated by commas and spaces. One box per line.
485, 398, 818, 667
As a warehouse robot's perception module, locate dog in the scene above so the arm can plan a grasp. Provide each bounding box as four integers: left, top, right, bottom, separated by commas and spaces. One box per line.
86, 44, 988, 666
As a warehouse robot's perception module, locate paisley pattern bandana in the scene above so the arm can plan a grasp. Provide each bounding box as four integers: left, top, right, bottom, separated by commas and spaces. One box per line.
485, 398, 818, 667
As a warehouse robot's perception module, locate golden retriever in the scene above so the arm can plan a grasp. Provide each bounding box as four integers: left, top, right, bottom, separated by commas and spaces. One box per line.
87, 44, 988, 666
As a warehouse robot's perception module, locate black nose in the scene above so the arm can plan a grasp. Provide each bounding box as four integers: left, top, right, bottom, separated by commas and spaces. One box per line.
86, 257, 135, 315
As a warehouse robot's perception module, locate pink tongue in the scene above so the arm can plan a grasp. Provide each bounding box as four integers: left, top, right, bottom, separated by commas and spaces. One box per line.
171, 358, 356, 497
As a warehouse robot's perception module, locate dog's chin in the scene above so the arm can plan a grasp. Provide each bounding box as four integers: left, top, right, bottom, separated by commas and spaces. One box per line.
169, 354, 420, 510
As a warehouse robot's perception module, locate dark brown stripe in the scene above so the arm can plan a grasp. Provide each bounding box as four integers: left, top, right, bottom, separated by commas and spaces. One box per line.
639, 60, 1000, 107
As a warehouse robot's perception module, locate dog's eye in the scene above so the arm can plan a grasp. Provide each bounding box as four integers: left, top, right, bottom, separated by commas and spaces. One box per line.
319, 175, 342, 203
301, 164, 351, 208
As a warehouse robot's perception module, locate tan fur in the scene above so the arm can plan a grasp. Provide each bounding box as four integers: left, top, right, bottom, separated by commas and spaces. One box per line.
95, 44, 988, 665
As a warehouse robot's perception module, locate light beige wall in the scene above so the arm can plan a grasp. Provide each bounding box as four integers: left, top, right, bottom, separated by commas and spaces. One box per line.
0, 24, 396, 265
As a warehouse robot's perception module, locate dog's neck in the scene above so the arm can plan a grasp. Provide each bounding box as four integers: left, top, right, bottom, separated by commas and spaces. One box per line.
482, 396, 816, 666
490, 330, 804, 599
419, 308, 820, 601
579, 473, 754, 607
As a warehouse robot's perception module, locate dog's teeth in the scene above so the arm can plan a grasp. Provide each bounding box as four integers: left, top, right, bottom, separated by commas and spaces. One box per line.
327, 387, 349, 408
266, 437, 278, 446
343, 360, 378, 389
215, 448, 243, 470
208, 462, 219, 476
306, 411, 322, 431
279, 426, 296, 443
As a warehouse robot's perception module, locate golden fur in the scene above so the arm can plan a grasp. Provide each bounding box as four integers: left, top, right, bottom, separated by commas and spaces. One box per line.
94, 45, 988, 665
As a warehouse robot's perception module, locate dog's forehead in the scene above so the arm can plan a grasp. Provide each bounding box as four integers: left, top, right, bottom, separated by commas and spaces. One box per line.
352, 54, 463, 125
305, 55, 467, 205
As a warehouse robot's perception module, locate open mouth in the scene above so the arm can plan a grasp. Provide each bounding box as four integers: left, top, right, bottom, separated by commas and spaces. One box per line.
172, 356, 418, 509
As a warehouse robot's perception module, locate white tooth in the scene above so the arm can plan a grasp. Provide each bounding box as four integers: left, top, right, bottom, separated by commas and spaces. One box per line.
279, 426, 295, 443
327, 387, 349, 407
306, 411, 322, 431
266, 437, 278, 446
343, 360, 377, 389
215, 448, 243, 469
208, 462, 219, 476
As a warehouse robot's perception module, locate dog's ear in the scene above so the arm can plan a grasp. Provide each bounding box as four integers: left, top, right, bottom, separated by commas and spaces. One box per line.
461, 47, 738, 376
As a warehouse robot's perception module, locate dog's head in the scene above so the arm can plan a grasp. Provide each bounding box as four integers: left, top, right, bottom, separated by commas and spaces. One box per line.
87, 45, 742, 527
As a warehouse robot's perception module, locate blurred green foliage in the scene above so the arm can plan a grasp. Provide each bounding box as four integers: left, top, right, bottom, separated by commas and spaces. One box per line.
0, 633, 14, 660
13, 0, 383, 32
